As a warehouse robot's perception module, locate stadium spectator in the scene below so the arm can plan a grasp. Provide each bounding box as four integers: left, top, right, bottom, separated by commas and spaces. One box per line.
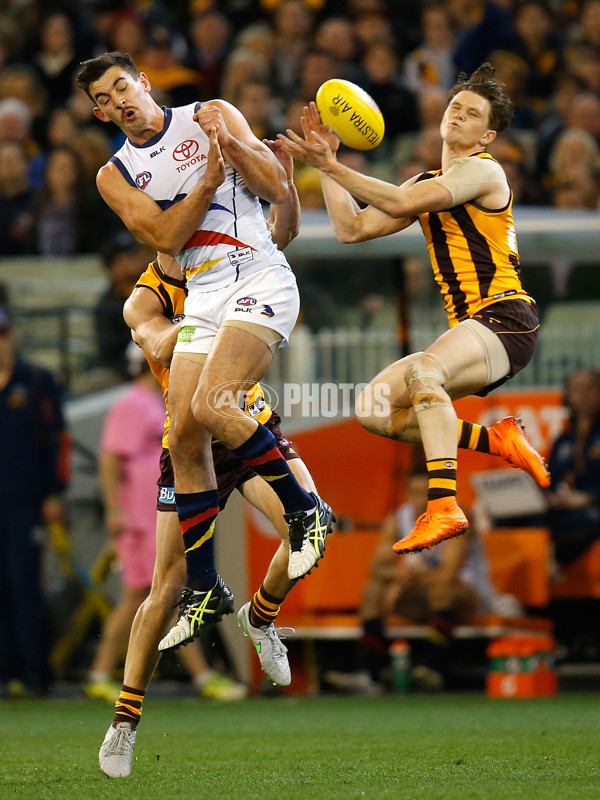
547, 368, 600, 566
186, 9, 232, 98
0, 64, 48, 149
0, 97, 38, 159
537, 90, 600, 194
103, 11, 147, 61
270, 0, 315, 96
564, 42, 600, 93
0, 284, 69, 697
451, 0, 513, 76
298, 48, 337, 103
488, 49, 535, 130
314, 16, 364, 85
29, 107, 78, 189
568, 0, 600, 50
32, 145, 103, 255
325, 467, 518, 693
533, 72, 586, 181
85, 343, 246, 704
504, 0, 562, 114
361, 41, 419, 143
403, 1, 457, 94
353, 10, 397, 51
235, 22, 275, 70
93, 233, 150, 382
0, 139, 34, 256
72, 126, 115, 185
32, 12, 80, 111
219, 46, 270, 104
137, 27, 201, 107
546, 127, 600, 208
234, 79, 278, 141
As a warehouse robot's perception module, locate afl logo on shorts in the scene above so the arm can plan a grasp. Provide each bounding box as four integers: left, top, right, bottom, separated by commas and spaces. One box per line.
237, 297, 257, 306
135, 171, 152, 190
173, 140, 199, 161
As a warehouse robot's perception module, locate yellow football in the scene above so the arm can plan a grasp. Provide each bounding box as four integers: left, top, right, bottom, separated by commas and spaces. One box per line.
315, 79, 385, 151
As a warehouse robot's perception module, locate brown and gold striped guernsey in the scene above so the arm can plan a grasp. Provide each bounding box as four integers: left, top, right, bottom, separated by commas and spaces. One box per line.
135, 260, 272, 449
417, 152, 533, 326
135, 260, 187, 449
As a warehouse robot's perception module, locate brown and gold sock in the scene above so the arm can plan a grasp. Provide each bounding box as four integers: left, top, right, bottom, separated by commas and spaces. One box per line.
113, 684, 144, 729
249, 584, 283, 629
426, 458, 457, 502
457, 420, 490, 453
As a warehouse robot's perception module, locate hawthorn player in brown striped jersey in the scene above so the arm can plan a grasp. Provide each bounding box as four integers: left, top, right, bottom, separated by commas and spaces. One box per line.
280, 63, 550, 553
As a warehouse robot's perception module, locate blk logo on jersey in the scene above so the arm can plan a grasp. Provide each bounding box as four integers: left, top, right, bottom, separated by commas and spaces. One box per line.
173, 139, 199, 161
236, 297, 257, 307
135, 171, 152, 190
261, 305, 275, 317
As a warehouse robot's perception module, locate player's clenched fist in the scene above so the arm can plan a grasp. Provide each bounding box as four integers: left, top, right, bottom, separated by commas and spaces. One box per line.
195, 104, 231, 145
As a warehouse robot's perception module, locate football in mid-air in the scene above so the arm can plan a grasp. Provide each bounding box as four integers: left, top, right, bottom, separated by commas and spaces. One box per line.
315, 79, 385, 151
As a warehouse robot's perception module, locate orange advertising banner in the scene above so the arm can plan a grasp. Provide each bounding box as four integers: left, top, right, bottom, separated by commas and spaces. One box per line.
245, 388, 565, 601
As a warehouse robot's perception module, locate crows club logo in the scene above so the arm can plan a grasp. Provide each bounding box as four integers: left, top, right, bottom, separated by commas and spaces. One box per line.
261, 304, 275, 317
173, 139, 199, 161
237, 297, 257, 306
135, 171, 151, 190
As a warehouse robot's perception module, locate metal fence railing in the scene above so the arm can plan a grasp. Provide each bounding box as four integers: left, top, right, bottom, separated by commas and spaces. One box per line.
11, 305, 600, 397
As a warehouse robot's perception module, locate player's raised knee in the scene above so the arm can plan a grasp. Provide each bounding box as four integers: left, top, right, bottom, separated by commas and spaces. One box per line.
355, 381, 391, 431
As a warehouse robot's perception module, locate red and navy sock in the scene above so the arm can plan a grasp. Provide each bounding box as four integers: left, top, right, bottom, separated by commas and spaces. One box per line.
175, 489, 219, 591
232, 423, 313, 513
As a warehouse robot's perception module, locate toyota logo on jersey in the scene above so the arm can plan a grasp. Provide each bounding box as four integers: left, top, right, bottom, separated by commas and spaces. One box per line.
173, 139, 200, 161
135, 171, 152, 189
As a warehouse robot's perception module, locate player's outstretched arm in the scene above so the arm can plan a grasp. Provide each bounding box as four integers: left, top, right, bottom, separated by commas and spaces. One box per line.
263, 139, 300, 250
123, 286, 180, 367
279, 102, 452, 221
97, 127, 225, 255
282, 104, 415, 242
195, 100, 288, 205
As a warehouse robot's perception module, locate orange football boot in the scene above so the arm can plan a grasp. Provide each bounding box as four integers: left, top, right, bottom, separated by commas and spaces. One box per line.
487, 416, 550, 488
393, 497, 469, 554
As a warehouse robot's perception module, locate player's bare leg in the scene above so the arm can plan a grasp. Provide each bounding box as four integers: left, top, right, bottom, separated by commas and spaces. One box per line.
158, 354, 234, 652
193, 325, 334, 580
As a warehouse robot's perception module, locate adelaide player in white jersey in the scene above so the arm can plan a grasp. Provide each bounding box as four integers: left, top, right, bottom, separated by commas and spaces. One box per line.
76, 51, 334, 653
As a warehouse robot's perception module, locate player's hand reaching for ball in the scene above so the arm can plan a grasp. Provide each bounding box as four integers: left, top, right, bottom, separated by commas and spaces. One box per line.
301, 102, 340, 154
263, 138, 294, 183
204, 127, 226, 191
278, 104, 339, 171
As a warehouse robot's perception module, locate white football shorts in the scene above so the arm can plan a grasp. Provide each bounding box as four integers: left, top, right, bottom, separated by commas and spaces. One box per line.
173, 264, 300, 355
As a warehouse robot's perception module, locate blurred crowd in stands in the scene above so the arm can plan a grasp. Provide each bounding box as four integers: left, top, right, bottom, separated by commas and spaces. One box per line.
2, 0, 600, 259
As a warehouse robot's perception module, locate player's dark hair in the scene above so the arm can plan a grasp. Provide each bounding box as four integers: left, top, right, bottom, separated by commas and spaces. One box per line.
448, 62, 514, 132
76, 51, 140, 101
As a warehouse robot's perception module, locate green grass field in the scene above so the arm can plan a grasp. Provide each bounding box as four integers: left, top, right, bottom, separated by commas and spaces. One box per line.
2, 694, 599, 800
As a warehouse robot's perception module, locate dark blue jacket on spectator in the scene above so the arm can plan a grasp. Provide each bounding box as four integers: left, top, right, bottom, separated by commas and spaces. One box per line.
0, 358, 68, 506
547, 415, 600, 534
